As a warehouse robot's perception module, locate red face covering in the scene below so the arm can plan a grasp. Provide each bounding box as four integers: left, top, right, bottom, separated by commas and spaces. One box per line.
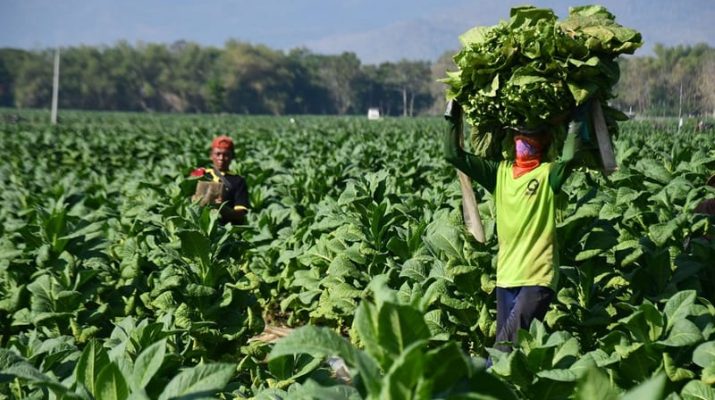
513, 135, 546, 178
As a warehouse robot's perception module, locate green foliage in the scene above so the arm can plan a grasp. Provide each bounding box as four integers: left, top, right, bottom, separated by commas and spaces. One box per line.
0, 43, 434, 116
3, 41, 715, 118
0, 110, 713, 398
267, 293, 518, 400
444, 5, 643, 162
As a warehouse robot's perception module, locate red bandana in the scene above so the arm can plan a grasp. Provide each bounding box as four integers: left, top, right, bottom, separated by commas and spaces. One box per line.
211, 135, 234, 151
513, 135, 545, 179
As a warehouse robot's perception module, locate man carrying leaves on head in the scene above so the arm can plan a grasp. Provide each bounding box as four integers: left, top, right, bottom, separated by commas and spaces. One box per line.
191, 135, 249, 225
444, 100, 588, 356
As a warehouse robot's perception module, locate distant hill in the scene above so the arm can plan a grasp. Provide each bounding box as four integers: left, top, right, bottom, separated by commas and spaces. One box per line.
304, 0, 715, 64
305, 18, 460, 65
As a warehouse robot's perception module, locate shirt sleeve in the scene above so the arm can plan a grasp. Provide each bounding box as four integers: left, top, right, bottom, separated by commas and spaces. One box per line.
444, 112, 499, 194
549, 117, 584, 193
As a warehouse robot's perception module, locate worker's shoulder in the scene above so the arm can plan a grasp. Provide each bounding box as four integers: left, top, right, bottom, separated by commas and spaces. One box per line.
224, 172, 247, 186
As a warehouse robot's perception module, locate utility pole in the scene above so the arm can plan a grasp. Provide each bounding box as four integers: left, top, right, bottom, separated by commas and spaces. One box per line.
51, 48, 60, 125
677, 81, 683, 133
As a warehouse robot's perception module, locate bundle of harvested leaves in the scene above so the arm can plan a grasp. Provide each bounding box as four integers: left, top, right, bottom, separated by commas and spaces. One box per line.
443, 5, 642, 162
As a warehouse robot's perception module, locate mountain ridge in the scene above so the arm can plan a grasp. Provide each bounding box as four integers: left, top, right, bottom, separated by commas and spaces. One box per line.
303, 1, 715, 64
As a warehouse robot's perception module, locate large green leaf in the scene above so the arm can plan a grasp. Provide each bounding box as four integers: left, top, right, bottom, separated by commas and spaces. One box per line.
620, 373, 666, 400
353, 300, 387, 368
0, 349, 69, 395
158, 363, 235, 400
680, 380, 715, 400
379, 340, 427, 400
648, 220, 680, 247
177, 229, 211, 269
376, 302, 431, 363
268, 326, 381, 396
75, 339, 110, 395
536, 369, 579, 382
637, 159, 672, 185
27, 274, 56, 314
282, 379, 361, 400
353, 299, 431, 371
132, 339, 166, 389
423, 342, 471, 394
267, 354, 322, 382
424, 220, 463, 261
399, 258, 428, 282
703, 365, 715, 386
657, 319, 703, 347
268, 326, 357, 365
693, 341, 715, 368
96, 362, 130, 400
620, 303, 664, 343
664, 291, 697, 331
572, 367, 619, 400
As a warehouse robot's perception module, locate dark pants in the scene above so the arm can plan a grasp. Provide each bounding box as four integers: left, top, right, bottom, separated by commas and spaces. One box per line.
494, 286, 554, 352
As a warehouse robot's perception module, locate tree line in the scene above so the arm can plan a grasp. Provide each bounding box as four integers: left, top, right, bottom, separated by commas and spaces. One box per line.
615, 43, 715, 117
0, 41, 713, 117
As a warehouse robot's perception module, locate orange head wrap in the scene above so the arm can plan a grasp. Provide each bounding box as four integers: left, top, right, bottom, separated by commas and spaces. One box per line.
211, 135, 234, 151
512, 133, 550, 179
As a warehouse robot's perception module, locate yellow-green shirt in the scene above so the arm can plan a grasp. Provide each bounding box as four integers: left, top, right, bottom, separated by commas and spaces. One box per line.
495, 162, 558, 289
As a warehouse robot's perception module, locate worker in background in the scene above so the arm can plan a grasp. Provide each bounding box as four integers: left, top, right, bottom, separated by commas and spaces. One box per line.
191, 135, 249, 225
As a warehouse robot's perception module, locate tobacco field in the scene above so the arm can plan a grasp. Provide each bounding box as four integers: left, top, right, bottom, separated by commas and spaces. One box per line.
0, 111, 714, 399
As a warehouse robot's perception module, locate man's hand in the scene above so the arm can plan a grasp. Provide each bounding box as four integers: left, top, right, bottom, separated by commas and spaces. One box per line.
562, 99, 595, 162
572, 99, 592, 124
219, 206, 248, 225
213, 195, 224, 205
444, 100, 462, 121
569, 99, 594, 144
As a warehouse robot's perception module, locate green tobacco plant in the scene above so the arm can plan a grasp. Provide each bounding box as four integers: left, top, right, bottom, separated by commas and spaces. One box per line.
489, 290, 715, 398
136, 199, 263, 360
0, 111, 713, 397
0, 319, 236, 400
266, 292, 518, 400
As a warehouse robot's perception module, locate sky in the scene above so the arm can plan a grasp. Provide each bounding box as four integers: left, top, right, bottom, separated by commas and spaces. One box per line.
1, 0, 713, 63
0, 0, 448, 48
